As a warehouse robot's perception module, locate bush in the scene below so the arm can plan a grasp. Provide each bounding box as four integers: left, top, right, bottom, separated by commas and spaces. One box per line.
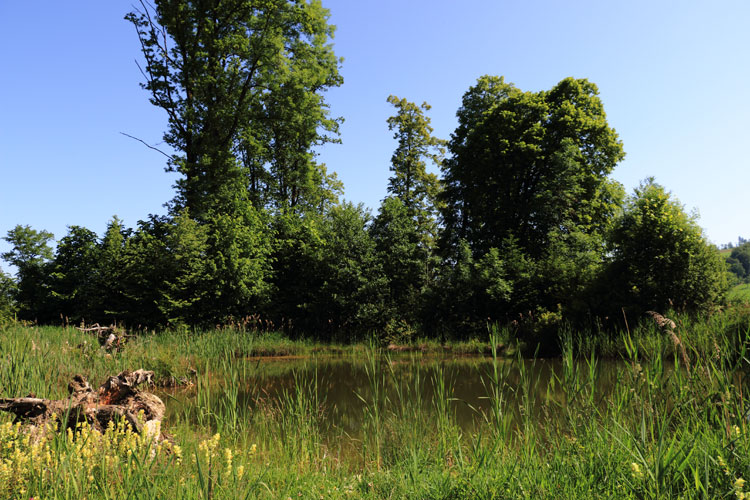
605, 179, 728, 316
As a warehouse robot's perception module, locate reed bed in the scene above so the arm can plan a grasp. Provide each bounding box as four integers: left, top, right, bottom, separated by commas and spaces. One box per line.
1, 314, 750, 499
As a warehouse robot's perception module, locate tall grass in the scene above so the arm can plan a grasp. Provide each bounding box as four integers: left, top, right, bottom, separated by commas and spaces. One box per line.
2, 313, 750, 498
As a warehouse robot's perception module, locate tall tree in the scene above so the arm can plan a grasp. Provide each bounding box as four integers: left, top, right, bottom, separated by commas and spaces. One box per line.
726, 242, 750, 283
126, 0, 342, 219
1, 225, 54, 321
127, 0, 339, 319
371, 97, 444, 331
95, 216, 131, 323
370, 197, 429, 329
0, 267, 16, 323
310, 203, 387, 338
243, 62, 343, 213
440, 76, 625, 256
49, 226, 101, 323
385, 95, 444, 240
437, 76, 625, 332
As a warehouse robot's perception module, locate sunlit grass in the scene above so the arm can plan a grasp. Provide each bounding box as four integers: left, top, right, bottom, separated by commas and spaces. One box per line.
1, 312, 750, 498
729, 283, 750, 303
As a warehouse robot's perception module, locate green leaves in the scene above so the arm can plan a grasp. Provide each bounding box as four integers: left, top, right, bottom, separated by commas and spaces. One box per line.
127, 0, 342, 219
607, 179, 729, 314
1, 225, 54, 321
441, 75, 624, 256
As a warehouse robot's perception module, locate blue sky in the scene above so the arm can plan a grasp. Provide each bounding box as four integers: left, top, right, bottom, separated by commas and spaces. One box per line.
1, 1, 749, 271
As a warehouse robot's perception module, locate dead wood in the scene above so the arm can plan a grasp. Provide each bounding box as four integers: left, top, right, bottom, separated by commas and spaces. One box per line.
76, 323, 129, 351
0, 369, 165, 438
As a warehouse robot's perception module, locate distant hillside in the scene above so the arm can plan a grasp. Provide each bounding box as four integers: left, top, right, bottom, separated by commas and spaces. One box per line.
724, 239, 750, 283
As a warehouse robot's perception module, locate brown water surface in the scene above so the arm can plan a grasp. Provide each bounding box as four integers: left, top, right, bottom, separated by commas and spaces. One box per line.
162, 353, 627, 439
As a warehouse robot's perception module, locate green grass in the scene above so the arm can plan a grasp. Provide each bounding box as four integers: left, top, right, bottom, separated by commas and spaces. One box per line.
729, 283, 750, 303
2, 311, 750, 498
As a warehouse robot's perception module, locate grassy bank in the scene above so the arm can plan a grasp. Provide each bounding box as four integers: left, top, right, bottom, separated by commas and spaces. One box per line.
1, 309, 750, 498
730, 284, 750, 303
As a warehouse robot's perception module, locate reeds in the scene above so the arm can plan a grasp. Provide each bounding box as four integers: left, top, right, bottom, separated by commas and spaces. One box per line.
2, 316, 750, 498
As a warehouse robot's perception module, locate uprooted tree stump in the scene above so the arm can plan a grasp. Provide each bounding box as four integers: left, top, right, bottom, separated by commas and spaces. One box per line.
76, 323, 129, 352
0, 369, 166, 440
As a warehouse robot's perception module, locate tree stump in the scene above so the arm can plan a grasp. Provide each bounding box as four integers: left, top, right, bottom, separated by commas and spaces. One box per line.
76, 323, 128, 351
0, 370, 165, 439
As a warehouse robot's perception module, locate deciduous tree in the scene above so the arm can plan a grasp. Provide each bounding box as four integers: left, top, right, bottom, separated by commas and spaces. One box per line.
1, 225, 54, 321
440, 76, 624, 256
606, 179, 728, 314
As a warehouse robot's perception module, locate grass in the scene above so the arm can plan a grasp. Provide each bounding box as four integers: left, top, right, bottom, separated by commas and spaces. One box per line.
730, 283, 750, 303
1, 309, 750, 498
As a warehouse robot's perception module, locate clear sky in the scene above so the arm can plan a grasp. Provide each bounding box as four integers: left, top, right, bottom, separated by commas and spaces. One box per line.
1, 1, 749, 271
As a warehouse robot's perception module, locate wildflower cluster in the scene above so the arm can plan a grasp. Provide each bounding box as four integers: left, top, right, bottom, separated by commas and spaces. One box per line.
736, 478, 748, 500
0, 421, 50, 497
194, 433, 252, 491
629, 462, 644, 481
0, 416, 179, 498
718, 455, 748, 500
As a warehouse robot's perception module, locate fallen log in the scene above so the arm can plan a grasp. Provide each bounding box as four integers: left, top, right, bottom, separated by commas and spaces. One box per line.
0, 369, 165, 439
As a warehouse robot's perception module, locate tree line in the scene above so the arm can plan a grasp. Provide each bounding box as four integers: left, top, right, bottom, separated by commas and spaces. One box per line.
0, 0, 729, 344
726, 240, 750, 284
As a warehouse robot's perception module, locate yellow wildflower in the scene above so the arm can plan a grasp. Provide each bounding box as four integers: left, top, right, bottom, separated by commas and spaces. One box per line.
630, 462, 644, 481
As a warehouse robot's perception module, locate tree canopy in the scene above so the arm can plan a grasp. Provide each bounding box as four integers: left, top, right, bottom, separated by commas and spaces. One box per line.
126, 0, 342, 218
606, 179, 728, 315
440, 76, 625, 257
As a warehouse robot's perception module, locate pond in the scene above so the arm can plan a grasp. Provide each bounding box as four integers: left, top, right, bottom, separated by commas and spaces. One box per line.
161, 353, 630, 444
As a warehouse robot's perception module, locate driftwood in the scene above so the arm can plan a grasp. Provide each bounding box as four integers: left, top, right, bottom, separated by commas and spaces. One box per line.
76, 323, 128, 351
0, 369, 165, 439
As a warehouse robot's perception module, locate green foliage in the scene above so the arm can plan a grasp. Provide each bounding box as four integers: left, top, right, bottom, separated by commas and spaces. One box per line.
118, 216, 171, 326
371, 97, 444, 335
371, 197, 432, 331
117, 208, 272, 328
3, 4, 732, 344
268, 211, 325, 332
1, 225, 54, 269
436, 76, 625, 336
126, 0, 342, 219
0, 268, 15, 323
606, 179, 729, 314
1, 225, 54, 321
95, 216, 130, 322
159, 211, 210, 326
430, 240, 513, 335
202, 206, 273, 323
440, 76, 625, 256
385, 95, 444, 228
311, 202, 387, 337
48, 226, 101, 323
726, 242, 750, 283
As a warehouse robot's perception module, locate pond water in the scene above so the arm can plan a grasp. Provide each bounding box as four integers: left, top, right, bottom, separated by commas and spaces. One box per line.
162, 353, 628, 439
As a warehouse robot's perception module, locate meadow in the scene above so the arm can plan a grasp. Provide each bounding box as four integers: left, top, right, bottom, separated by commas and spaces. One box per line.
730, 284, 750, 304
2, 307, 750, 499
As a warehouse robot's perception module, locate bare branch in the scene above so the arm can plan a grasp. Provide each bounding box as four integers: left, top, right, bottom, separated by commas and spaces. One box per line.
120, 132, 173, 159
